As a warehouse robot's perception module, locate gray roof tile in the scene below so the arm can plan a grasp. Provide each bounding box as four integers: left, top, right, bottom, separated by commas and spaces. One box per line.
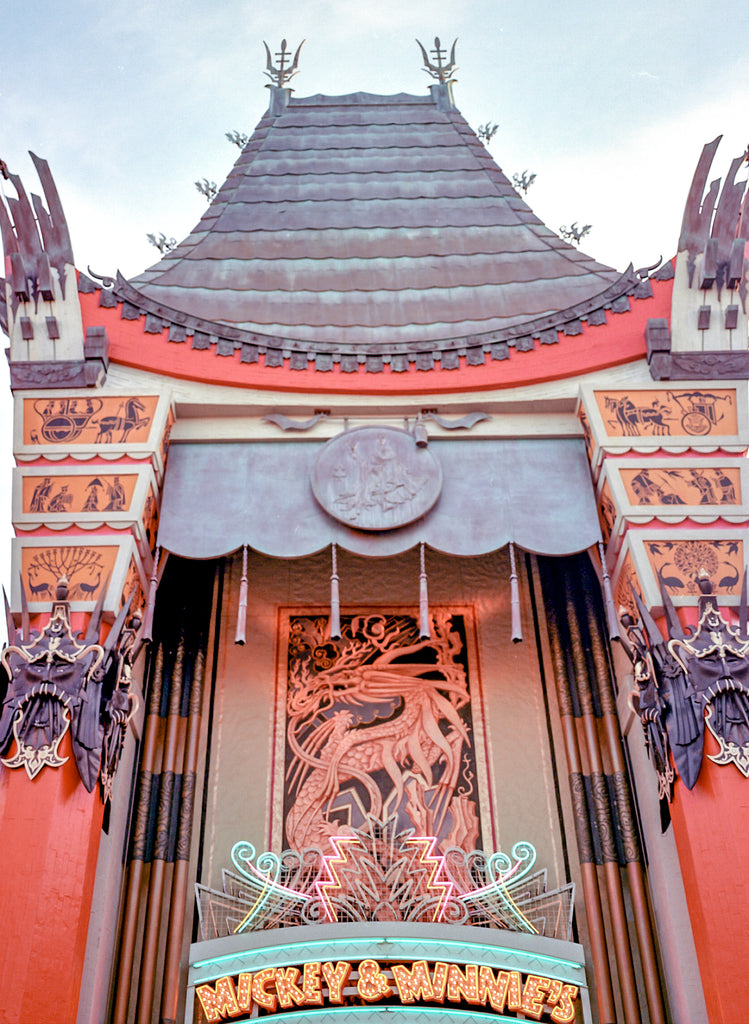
127, 87, 629, 365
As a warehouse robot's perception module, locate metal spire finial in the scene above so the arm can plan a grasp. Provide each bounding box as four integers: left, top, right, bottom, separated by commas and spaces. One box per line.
263, 38, 305, 88
416, 36, 458, 84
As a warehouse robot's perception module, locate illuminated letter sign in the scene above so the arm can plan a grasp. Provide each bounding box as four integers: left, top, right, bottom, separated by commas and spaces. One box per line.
195, 959, 579, 1023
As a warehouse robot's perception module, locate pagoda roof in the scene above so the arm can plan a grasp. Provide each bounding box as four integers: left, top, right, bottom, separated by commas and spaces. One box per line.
119, 87, 648, 371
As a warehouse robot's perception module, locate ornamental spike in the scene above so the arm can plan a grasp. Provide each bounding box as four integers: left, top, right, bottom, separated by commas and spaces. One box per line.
416, 35, 458, 84
84, 572, 110, 644
263, 38, 305, 88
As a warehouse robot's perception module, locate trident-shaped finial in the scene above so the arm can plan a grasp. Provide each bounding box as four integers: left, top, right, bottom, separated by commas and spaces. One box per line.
263, 38, 305, 88
416, 36, 458, 84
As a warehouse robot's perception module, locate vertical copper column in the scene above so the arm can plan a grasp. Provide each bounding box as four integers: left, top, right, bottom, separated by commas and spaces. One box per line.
545, 598, 617, 1024
160, 647, 206, 1024
113, 643, 165, 1024
135, 639, 186, 1023
584, 591, 667, 1024
565, 583, 641, 1024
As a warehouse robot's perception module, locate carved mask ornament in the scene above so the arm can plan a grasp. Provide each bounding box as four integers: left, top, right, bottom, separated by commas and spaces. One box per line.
0, 578, 139, 794
621, 573, 749, 799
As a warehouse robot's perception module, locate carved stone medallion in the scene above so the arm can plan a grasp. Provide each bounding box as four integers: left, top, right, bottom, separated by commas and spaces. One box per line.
311, 426, 442, 531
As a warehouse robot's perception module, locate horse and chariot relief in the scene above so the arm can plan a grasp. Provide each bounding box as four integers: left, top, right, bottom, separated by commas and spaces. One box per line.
28, 396, 154, 445
603, 390, 734, 437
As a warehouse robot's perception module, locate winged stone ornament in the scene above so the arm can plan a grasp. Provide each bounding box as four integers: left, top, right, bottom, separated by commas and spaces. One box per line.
620, 572, 749, 801
0, 577, 140, 792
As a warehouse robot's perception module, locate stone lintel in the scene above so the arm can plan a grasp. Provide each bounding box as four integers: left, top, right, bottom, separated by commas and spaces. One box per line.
9, 357, 106, 390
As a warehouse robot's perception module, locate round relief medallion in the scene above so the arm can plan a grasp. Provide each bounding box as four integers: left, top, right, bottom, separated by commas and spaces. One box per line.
311, 426, 442, 531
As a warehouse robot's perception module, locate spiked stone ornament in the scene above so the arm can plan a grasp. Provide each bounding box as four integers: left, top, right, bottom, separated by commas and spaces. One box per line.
620, 571, 749, 797
0, 576, 140, 791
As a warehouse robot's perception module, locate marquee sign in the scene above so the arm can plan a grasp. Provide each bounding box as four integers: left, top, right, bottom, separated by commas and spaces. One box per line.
195, 958, 579, 1023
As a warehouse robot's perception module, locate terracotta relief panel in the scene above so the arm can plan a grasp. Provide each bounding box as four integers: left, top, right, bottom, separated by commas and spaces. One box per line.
594, 388, 738, 438
644, 539, 743, 596
598, 478, 616, 545
614, 551, 643, 619
159, 409, 174, 468
22, 395, 158, 446
620, 466, 741, 507
142, 486, 159, 553
22, 472, 138, 515
121, 556, 146, 614
21, 544, 119, 602
274, 610, 487, 854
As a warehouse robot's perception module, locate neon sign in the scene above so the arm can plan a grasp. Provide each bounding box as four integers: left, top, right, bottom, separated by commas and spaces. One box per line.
196, 958, 579, 1023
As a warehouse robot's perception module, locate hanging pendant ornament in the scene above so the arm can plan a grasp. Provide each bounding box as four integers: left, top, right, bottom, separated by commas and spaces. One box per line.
329, 543, 341, 640
234, 545, 249, 645
598, 540, 620, 640
509, 542, 523, 643
141, 546, 162, 644
419, 541, 431, 639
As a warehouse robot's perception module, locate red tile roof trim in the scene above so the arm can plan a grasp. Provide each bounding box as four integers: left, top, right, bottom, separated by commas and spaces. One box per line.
79, 273, 672, 395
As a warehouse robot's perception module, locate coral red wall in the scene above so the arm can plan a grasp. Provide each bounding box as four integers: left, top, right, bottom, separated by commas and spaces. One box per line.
670, 744, 749, 1024
0, 733, 104, 1024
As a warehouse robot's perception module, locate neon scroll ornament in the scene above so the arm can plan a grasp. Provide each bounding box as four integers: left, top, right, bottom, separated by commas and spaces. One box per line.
195, 815, 575, 942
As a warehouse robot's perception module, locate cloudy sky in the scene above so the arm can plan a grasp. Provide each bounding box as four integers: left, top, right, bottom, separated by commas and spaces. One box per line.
1, 0, 748, 619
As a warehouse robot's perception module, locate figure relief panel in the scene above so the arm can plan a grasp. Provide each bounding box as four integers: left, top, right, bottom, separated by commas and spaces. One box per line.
594, 388, 738, 438
23, 471, 137, 515
22, 395, 157, 446
273, 609, 489, 854
620, 465, 741, 507
597, 478, 616, 546
613, 551, 643, 620
644, 539, 743, 597
21, 544, 118, 603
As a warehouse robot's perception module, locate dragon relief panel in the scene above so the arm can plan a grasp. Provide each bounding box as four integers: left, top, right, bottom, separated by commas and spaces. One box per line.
276, 611, 486, 855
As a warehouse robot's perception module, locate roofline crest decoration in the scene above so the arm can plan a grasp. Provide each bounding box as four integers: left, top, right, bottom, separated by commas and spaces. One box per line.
416, 37, 458, 85
77, 265, 652, 374
263, 39, 305, 89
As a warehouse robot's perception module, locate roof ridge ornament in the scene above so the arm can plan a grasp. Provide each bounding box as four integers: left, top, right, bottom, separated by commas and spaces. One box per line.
416, 36, 458, 85
263, 38, 304, 88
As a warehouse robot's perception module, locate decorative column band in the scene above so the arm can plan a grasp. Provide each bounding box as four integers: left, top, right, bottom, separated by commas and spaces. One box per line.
568, 772, 595, 864
541, 553, 666, 1024
113, 559, 216, 1024
543, 590, 616, 1024
130, 770, 154, 862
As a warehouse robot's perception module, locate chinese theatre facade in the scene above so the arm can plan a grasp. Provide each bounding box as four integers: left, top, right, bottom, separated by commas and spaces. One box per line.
2, 42, 749, 1024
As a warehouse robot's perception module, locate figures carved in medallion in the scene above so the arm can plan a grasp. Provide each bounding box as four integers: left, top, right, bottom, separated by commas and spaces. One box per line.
311, 427, 442, 531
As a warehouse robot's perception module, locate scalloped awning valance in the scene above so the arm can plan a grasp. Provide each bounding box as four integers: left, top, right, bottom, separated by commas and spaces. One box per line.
157, 438, 600, 559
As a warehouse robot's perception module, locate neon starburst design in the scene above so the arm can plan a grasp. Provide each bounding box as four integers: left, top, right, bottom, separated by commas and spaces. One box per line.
315, 817, 454, 923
